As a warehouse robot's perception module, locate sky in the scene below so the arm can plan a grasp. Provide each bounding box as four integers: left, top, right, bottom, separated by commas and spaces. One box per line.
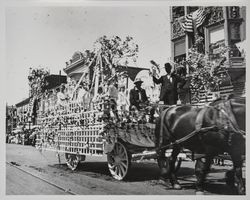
5, 6, 171, 105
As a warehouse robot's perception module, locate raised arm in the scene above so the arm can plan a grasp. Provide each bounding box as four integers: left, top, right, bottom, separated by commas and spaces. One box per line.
153, 76, 163, 84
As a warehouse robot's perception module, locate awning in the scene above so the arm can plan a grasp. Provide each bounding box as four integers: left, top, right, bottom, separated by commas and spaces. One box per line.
116, 66, 149, 81
235, 40, 246, 52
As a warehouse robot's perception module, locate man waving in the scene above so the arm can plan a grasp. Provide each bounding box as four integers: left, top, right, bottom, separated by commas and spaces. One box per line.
152, 62, 182, 105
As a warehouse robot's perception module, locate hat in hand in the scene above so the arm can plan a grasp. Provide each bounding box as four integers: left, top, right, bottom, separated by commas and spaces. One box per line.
134, 78, 143, 84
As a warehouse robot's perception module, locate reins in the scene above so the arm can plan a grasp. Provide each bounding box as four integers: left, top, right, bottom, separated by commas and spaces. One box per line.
158, 106, 216, 151
158, 125, 216, 150
157, 98, 245, 151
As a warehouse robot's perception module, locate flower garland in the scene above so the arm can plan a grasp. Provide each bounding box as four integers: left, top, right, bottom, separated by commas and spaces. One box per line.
28, 68, 50, 97
176, 39, 230, 102
94, 35, 138, 84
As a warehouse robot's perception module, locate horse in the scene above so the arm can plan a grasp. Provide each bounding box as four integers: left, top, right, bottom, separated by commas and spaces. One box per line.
155, 97, 245, 195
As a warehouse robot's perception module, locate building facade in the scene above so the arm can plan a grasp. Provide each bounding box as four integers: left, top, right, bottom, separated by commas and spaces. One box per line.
64, 51, 96, 83
15, 97, 30, 127
170, 6, 246, 97
14, 74, 67, 128
6, 105, 17, 135
32, 74, 67, 124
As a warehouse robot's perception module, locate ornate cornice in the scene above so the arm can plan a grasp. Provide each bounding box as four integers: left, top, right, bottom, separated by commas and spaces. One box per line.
171, 16, 185, 40
206, 7, 224, 27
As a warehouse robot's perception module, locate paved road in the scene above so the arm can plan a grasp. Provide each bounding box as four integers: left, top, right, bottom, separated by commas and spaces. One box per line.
6, 164, 71, 195
6, 143, 239, 195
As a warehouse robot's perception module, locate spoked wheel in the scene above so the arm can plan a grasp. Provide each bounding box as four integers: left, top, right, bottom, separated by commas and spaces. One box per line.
65, 153, 81, 171
107, 141, 131, 180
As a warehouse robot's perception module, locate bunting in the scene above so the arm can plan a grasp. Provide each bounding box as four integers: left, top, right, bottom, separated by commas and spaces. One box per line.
181, 7, 208, 32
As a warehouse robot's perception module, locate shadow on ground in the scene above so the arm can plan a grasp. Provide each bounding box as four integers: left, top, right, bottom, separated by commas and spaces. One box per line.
48, 160, 241, 195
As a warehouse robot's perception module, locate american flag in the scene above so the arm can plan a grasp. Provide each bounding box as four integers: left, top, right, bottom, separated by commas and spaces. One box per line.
181, 7, 208, 32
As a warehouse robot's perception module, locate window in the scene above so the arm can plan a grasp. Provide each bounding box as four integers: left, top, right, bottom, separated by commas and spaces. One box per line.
174, 38, 186, 57
210, 26, 225, 44
172, 7, 185, 20
205, 25, 226, 60
187, 7, 199, 14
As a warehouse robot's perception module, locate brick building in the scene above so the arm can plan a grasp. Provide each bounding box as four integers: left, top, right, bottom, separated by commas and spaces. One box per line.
170, 6, 246, 100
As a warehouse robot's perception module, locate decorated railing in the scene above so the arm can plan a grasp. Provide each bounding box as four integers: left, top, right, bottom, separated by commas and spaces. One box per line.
36, 96, 157, 156
36, 98, 105, 154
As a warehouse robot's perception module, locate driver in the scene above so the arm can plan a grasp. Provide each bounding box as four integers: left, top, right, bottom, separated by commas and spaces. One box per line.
129, 78, 149, 110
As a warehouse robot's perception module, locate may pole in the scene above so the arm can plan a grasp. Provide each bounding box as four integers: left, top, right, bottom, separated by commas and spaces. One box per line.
94, 51, 102, 97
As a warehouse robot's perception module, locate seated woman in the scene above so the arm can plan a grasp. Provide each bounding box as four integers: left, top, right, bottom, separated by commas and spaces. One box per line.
57, 85, 68, 109
117, 85, 129, 111
77, 84, 87, 105
107, 82, 120, 121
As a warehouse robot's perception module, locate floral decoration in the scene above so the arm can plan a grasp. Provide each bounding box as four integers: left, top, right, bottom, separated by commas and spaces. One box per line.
28, 68, 50, 96
176, 37, 231, 102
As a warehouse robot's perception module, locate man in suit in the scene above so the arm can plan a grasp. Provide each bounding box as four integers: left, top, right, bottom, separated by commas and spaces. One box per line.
153, 63, 182, 105
129, 78, 148, 110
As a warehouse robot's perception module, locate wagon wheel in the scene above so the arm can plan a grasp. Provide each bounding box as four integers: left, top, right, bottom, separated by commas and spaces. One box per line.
107, 141, 131, 180
65, 153, 81, 171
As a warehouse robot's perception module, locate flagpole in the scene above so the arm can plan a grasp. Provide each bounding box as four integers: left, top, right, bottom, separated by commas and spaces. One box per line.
184, 7, 190, 75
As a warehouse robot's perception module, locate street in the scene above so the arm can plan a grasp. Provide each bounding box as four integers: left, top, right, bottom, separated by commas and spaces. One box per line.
5, 143, 240, 195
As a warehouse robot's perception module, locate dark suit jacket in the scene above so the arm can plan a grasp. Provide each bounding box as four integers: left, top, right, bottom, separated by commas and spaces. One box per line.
129, 87, 148, 110
153, 74, 181, 104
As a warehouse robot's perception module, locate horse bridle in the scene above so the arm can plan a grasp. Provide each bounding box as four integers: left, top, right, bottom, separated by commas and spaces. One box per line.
213, 99, 245, 137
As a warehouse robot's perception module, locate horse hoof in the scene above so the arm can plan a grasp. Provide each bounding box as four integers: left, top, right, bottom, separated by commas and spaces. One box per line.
237, 189, 245, 195
173, 183, 182, 190
236, 186, 245, 195
225, 171, 235, 187
158, 179, 172, 188
195, 191, 204, 195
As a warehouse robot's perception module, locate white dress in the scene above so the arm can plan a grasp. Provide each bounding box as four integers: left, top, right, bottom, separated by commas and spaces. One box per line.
57, 92, 66, 106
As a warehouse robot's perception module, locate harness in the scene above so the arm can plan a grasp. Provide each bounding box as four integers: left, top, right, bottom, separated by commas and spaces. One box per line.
215, 100, 245, 136
157, 99, 245, 151
158, 105, 176, 147
213, 100, 245, 145
158, 107, 215, 150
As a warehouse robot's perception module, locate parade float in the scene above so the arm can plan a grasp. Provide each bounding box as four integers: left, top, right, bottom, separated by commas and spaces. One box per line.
34, 36, 161, 180
34, 35, 231, 180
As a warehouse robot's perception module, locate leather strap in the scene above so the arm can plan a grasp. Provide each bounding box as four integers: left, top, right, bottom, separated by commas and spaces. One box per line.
158, 106, 172, 147
195, 106, 209, 131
